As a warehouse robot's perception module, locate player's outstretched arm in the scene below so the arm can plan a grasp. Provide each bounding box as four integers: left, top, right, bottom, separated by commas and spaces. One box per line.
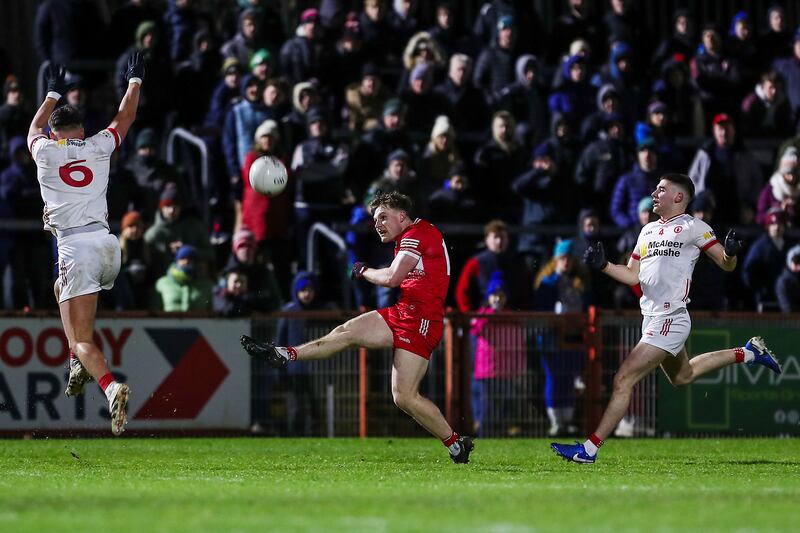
108, 52, 144, 142
704, 229, 739, 272
585, 242, 640, 286
355, 253, 419, 288
27, 64, 66, 148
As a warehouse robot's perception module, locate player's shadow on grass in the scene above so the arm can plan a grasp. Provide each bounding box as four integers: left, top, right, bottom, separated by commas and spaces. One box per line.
719, 459, 800, 466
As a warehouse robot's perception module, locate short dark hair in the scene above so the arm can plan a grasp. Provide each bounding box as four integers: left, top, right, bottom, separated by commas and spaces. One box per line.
662, 172, 695, 202
48, 105, 83, 132
368, 191, 413, 215
484, 219, 508, 236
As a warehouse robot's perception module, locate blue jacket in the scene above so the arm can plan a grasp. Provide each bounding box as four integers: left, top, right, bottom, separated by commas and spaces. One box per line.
276, 272, 329, 374
222, 92, 267, 177
610, 164, 659, 228
741, 234, 787, 304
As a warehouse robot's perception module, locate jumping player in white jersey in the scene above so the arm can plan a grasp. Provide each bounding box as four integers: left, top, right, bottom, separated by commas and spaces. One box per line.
26, 55, 144, 435
552, 173, 782, 463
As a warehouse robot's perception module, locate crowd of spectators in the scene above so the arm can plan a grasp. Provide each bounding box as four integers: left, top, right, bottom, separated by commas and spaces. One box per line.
1, 0, 800, 315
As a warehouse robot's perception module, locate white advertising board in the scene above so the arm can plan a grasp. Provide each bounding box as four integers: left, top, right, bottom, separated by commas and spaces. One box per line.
0, 318, 251, 431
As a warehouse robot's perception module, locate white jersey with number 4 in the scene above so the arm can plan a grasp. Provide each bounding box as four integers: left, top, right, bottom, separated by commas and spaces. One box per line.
631, 213, 719, 317
29, 128, 120, 233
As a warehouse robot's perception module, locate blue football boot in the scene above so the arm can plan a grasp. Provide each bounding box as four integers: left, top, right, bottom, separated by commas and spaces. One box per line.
550, 441, 596, 464
745, 337, 781, 374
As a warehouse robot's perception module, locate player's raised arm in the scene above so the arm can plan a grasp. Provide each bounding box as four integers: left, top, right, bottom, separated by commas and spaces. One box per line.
108, 52, 145, 142
704, 229, 740, 272
352, 253, 419, 288
585, 241, 640, 286
27, 64, 66, 149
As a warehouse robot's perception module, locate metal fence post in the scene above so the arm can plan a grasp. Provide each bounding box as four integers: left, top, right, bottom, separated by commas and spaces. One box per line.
584, 306, 603, 433
359, 347, 367, 439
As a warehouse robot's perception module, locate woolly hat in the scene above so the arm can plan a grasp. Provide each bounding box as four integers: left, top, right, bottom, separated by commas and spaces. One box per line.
254, 119, 279, 141
431, 115, 452, 139
121, 211, 142, 229
553, 239, 572, 258
176, 245, 197, 261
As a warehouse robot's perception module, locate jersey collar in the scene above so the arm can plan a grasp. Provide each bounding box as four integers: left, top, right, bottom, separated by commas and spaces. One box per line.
395, 218, 422, 242
658, 213, 687, 224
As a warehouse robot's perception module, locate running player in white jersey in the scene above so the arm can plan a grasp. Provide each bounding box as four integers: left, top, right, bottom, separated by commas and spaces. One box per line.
552, 173, 782, 463
26, 55, 144, 435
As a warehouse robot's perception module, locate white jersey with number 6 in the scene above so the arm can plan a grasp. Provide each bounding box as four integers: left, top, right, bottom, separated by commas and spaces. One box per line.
29, 127, 120, 233
631, 213, 719, 317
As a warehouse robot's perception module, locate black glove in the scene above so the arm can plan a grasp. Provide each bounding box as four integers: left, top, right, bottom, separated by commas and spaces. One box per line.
351, 262, 368, 280
45, 64, 67, 96
125, 52, 145, 83
723, 229, 742, 257
583, 242, 608, 271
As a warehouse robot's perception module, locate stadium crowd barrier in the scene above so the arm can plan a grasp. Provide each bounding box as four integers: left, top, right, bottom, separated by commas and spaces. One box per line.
1, 311, 797, 437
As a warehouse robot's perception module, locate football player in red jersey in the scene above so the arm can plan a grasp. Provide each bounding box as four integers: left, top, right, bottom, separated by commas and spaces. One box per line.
242, 192, 473, 463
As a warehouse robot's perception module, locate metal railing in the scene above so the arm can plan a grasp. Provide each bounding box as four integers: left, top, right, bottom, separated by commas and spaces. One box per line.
166, 128, 211, 224
306, 222, 351, 309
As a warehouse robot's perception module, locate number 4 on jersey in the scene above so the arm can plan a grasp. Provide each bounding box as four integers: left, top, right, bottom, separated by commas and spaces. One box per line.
59, 160, 94, 187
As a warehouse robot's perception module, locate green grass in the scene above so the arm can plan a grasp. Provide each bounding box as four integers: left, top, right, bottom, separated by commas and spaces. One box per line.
0, 438, 798, 532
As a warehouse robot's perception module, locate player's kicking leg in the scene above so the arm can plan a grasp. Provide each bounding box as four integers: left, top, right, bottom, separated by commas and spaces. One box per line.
59, 292, 130, 435
392, 349, 474, 463
661, 337, 781, 388
241, 311, 394, 367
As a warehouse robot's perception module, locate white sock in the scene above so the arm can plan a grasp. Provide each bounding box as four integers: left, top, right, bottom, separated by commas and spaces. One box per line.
104, 381, 118, 402
583, 440, 598, 456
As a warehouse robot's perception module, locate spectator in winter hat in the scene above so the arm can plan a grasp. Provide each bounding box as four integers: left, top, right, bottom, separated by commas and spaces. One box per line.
757, 147, 799, 226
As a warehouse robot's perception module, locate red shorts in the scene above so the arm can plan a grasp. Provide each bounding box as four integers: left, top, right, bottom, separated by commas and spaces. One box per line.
377, 302, 443, 359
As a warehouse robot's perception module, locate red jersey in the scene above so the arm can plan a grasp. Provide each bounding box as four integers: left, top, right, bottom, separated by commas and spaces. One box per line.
394, 218, 450, 319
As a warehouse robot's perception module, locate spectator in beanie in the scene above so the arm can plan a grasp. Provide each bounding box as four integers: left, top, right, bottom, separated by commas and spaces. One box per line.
125, 128, 185, 221
610, 138, 660, 229
420, 116, 460, 188
145, 185, 213, 276
688, 113, 763, 226
428, 164, 478, 224
548, 54, 596, 134
248, 49, 275, 84
223, 228, 283, 311
115, 211, 153, 310
363, 149, 423, 212
0, 77, 30, 169
580, 83, 620, 143
742, 209, 790, 310
280, 8, 332, 85
399, 62, 450, 140
575, 113, 632, 216
474, 15, 518, 107
239, 119, 293, 292
726, 11, 759, 89
634, 100, 684, 172
757, 147, 799, 226
691, 23, 741, 123
154, 245, 213, 312
499, 54, 549, 147
776, 245, 800, 313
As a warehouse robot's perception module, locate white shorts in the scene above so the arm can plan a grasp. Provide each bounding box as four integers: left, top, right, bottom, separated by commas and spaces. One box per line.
56, 231, 121, 303
640, 308, 691, 356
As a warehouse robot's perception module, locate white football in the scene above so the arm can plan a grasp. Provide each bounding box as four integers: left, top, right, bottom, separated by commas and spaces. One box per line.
249, 155, 288, 197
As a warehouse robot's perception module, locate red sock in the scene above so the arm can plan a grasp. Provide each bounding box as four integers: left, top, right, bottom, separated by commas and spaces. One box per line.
287, 347, 298, 361
70, 351, 77, 360
98, 373, 114, 392
442, 432, 459, 447
588, 433, 603, 448
734, 347, 745, 363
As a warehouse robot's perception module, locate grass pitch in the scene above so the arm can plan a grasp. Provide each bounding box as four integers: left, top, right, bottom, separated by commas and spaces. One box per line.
0, 438, 797, 532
